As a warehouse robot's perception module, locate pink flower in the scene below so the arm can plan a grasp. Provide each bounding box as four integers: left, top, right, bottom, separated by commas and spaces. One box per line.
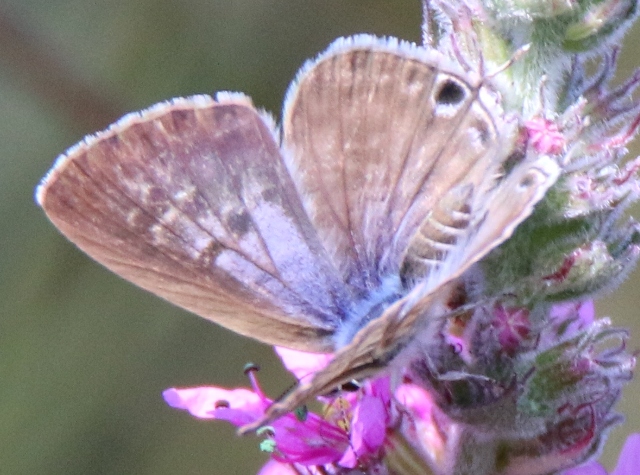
163, 347, 403, 472
274, 347, 333, 385
275, 346, 396, 468
611, 434, 640, 475
257, 460, 299, 475
395, 382, 445, 461
492, 304, 531, 356
164, 353, 349, 467
561, 434, 640, 475
338, 376, 392, 468
550, 300, 595, 329
525, 117, 566, 155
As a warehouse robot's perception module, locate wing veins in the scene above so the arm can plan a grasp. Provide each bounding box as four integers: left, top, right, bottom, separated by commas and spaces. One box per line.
244, 121, 289, 281
73, 152, 315, 307
73, 157, 331, 313
338, 53, 366, 283
391, 87, 483, 250
336, 54, 381, 283
164, 111, 340, 314
384, 64, 439, 235
302, 62, 352, 239
67, 159, 221, 283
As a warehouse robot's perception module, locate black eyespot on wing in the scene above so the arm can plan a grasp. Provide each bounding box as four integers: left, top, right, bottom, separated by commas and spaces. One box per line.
435, 79, 466, 106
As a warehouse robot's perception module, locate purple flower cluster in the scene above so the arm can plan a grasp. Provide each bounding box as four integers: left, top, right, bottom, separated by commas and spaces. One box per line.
164, 301, 637, 475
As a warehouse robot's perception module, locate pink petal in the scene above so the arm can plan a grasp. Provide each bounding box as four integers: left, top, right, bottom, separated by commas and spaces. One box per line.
272, 413, 349, 465
395, 383, 434, 420
338, 447, 358, 468
550, 300, 595, 325
525, 118, 565, 154
492, 305, 531, 355
351, 395, 387, 453
550, 300, 595, 336
275, 347, 333, 384
339, 379, 391, 468
257, 460, 298, 475
164, 384, 350, 466
368, 376, 392, 406
577, 300, 595, 325
444, 332, 472, 364
611, 433, 640, 475
561, 461, 608, 475
163, 386, 267, 426
395, 383, 445, 458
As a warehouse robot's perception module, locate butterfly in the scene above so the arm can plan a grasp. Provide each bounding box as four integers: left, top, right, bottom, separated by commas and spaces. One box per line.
36, 35, 559, 433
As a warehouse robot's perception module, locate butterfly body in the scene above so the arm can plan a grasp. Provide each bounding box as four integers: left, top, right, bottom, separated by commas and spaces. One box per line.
37, 35, 560, 430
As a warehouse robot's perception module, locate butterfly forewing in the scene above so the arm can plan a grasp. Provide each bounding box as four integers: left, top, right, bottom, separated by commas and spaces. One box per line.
283, 37, 512, 290
37, 96, 349, 352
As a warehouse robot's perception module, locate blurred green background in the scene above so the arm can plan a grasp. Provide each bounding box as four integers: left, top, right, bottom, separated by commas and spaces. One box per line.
0, 1, 638, 474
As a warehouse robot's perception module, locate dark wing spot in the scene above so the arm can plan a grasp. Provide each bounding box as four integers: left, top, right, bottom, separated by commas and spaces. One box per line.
170, 109, 193, 132
261, 187, 279, 203
340, 380, 362, 392
472, 119, 492, 146
148, 186, 165, 202
435, 79, 466, 106
226, 209, 251, 235
502, 150, 525, 176
103, 134, 121, 148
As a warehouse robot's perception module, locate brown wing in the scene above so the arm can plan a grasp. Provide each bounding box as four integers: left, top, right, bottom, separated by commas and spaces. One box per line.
37, 95, 352, 352
282, 36, 513, 291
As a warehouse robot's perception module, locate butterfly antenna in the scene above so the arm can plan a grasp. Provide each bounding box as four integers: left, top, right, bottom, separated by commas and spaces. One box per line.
272, 367, 320, 403
272, 368, 358, 403
275, 380, 301, 402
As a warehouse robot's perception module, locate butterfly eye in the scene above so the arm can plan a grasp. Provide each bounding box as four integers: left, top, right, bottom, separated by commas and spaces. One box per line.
434, 78, 467, 106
